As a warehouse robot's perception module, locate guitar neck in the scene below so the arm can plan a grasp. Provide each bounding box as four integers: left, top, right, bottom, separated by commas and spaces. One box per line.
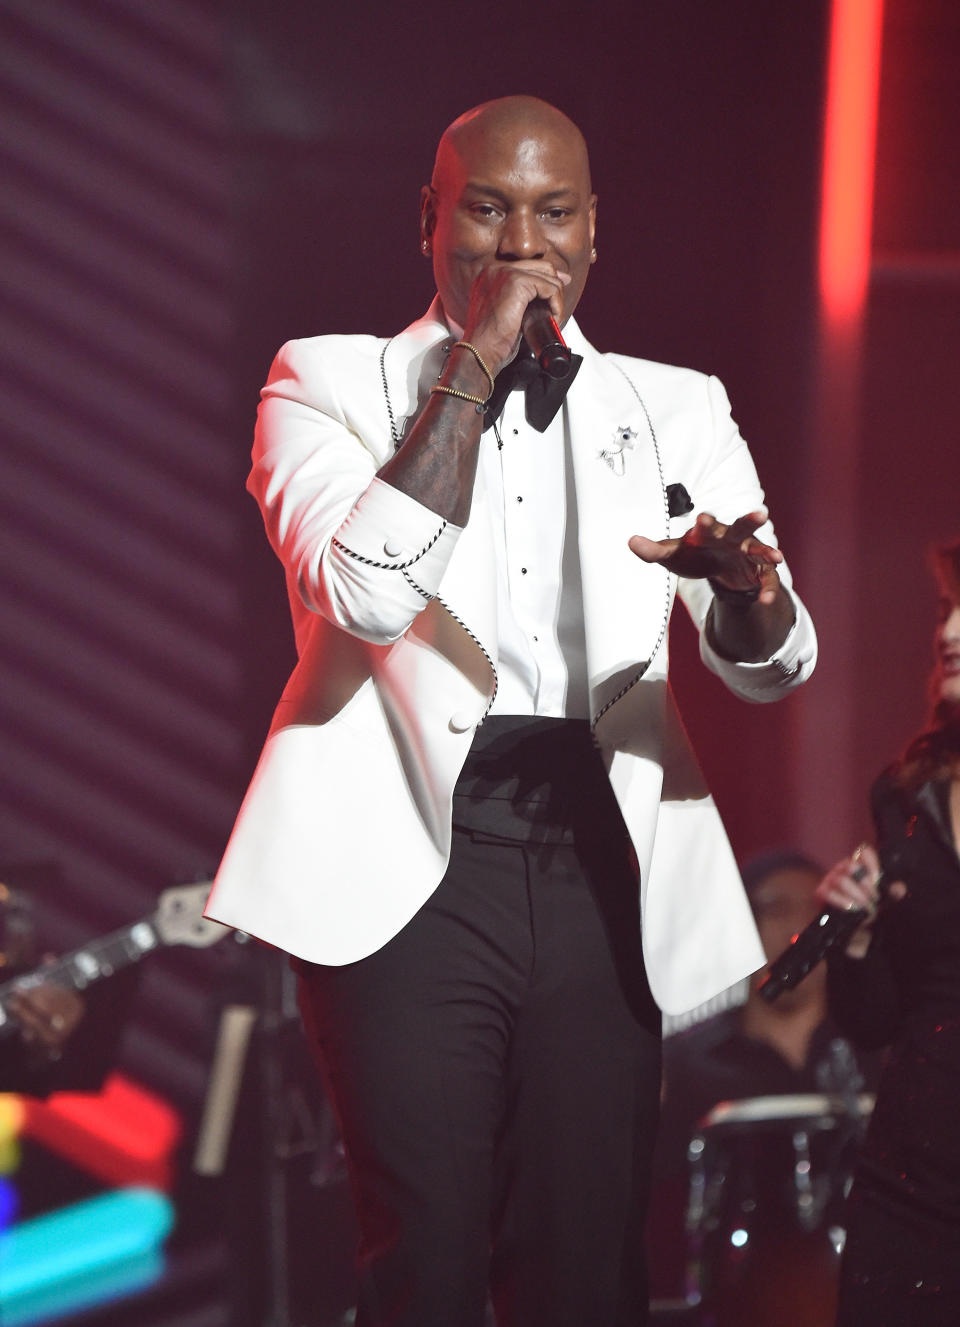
0, 881, 221, 1039
0, 917, 160, 1028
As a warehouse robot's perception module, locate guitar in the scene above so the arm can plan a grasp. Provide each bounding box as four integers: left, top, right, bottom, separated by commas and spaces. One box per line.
0, 882, 225, 1039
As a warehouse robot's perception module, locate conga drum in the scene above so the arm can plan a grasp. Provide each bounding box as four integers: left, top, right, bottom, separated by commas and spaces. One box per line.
682, 1092, 874, 1327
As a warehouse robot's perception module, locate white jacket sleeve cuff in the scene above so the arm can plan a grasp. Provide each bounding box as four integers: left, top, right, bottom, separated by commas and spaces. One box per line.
331, 476, 463, 599
699, 587, 818, 703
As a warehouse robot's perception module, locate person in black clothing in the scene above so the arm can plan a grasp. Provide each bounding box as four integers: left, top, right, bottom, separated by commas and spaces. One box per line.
816, 536, 960, 1326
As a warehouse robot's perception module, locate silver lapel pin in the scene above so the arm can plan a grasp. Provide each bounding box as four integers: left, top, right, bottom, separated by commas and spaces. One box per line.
599, 425, 637, 476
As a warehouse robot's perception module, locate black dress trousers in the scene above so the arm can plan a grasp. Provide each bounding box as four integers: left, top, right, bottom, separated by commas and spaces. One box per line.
295, 718, 662, 1327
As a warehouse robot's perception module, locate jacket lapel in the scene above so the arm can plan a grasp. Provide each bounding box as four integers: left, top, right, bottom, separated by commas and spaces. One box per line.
563, 328, 675, 725
380, 298, 451, 440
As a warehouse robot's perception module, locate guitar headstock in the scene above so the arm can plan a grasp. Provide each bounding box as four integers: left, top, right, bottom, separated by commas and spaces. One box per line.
153, 882, 226, 949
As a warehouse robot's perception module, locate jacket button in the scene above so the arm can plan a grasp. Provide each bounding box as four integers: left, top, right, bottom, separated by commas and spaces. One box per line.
449, 710, 477, 733
384, 538, 403, 557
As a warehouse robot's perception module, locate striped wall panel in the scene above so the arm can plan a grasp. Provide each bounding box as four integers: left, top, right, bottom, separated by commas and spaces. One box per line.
0, 3, 254, 1323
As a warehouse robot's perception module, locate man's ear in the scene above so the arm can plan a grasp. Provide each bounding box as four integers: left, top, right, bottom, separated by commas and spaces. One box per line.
419, 185, 437, 247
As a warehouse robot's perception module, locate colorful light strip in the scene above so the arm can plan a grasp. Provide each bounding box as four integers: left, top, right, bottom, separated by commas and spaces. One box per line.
819, 0, 885, 323
20, 1072, 181, 1190
0, 1188, 173, 1324
0, 1076, 182, 1320
0, 1096, 25, 1182
0, 1250, 164, 1327
0, 1176, 18, 1231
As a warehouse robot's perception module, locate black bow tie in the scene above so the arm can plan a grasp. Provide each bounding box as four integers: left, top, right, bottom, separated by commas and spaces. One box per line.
482, 344, 583, 433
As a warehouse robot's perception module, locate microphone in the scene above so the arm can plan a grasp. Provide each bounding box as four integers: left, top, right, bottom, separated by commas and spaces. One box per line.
757, 858, 899, 1004
522, 299, 572, 380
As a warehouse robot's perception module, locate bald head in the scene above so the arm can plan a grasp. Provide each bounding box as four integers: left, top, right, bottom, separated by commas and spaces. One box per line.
432, 96, 592, 196
420, 96, 597, 330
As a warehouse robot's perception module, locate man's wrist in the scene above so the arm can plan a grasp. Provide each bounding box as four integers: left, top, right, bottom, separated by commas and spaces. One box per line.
429, 383, 487, 410
451, 342, 495, 399
706, 581, 795, 663
444, 343, 495, 402
707, 577, 761, 607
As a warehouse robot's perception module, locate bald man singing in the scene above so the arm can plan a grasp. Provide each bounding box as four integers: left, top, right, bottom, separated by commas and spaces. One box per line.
207, 97, 817, 1326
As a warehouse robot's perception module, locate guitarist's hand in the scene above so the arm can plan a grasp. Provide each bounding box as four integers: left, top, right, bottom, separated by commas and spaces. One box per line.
8, 980, 85, 1055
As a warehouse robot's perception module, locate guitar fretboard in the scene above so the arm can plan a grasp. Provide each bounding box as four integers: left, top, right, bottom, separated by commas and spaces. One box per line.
0, 919, 159, 1033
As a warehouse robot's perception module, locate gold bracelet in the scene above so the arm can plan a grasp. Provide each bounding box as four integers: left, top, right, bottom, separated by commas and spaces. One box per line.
451, 341, 496, 399
429, 383, 487, 410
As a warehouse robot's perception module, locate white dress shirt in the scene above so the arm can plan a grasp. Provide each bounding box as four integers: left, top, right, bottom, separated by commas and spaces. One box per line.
480, 386, 590, 718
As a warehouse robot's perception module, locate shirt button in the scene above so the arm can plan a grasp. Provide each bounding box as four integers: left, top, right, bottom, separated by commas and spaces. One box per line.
520, 567, 528, 575
516, 496, 523, 503
383, 538, 403, 557
512, 429, 519, 436
449, 710, 477, 733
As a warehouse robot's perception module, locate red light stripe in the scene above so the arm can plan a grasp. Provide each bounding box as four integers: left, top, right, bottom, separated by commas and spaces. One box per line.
819, 0, 885, 323
21, 1073, 181, 1190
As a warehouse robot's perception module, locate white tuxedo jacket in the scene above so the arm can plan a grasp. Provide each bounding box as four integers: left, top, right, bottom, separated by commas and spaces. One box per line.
206, 301, 816, 1016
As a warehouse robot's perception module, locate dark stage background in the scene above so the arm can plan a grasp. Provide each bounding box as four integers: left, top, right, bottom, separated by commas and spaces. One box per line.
1, 1, 958, 1324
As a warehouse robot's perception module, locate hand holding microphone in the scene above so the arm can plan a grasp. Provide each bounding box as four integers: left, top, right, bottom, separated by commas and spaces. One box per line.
460, 262, 571, 381
818, 844, 885, 943
758, 843, 907, 1003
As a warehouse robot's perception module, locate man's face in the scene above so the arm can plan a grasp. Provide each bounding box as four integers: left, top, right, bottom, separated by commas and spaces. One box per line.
752, 868, 822, 963
421, 122, 596, 331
